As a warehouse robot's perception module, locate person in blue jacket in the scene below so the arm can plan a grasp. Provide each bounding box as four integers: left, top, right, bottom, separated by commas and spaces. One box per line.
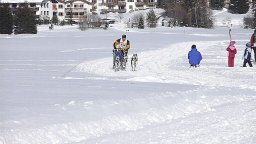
188, 44, 202, 67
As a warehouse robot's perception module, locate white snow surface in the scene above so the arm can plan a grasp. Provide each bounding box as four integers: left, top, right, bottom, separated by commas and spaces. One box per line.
1, 11, 256, 144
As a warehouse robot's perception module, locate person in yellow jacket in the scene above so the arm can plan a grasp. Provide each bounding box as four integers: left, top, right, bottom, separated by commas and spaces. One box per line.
113, 34, 130, 56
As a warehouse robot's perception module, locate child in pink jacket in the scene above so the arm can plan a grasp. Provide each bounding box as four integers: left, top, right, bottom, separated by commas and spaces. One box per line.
226, 41, 237, 67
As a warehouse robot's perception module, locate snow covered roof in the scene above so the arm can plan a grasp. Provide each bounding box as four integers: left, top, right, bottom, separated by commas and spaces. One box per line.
0, 0, 43, 3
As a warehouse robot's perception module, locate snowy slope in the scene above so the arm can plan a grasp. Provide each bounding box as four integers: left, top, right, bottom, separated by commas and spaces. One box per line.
212, 8, 246, 28
1, 13, 256, 144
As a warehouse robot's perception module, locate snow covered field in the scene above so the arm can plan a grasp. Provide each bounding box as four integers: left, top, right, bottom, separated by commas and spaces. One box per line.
1, 21, 256, 143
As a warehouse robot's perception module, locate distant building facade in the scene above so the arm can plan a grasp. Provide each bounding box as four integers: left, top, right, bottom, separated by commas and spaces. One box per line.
1, 0, 158, 22
96, 0, 157, 14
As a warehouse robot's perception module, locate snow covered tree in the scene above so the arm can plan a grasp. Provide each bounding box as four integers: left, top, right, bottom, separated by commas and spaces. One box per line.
138, 15, 144, 29
146, 9, 157, 28
209, 0, 225, 10
0, 4, 13, 34
162, 0, 187, 26
182, 0, 213, 28
252, 0, 256, 28
51, 15, 58, 25
161, 0, 212, 28
229, 0, 250, 14
14, 3, 37, 34
243, 0, 256, 28
131, 13, 142, 24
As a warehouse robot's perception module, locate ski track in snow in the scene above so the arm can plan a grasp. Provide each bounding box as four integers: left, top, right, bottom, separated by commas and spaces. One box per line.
76, 40, 256, 90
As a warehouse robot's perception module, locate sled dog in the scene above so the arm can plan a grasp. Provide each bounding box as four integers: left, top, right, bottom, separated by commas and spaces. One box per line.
131, 53, 138, 71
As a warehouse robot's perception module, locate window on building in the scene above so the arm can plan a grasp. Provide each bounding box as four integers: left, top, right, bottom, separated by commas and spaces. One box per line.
47, 3, 49, 8
44, 3, 46, 8
47, 11, 49, 15
80, 4, 83, 8
59, 12, 63, 16
44, 11, 46, 15
74, 5, 77, 8
12, 3, 17, 8
53, 4, 57, 9
67, 4, 70, 7
41, 11, 42, 15
129, 5, 133, 9
79, 12, 84, 15
128, 0, 134, 2
58, 4, 63, 8
149, 0, 154, 2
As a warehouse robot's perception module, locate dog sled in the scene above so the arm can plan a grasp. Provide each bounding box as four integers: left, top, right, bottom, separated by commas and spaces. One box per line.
112, 49, 138, 72
112, 48, 128, 71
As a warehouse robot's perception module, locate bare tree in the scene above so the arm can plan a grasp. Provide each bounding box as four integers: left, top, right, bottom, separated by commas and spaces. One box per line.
160, 0, 213, 28
79, 14, 103, 30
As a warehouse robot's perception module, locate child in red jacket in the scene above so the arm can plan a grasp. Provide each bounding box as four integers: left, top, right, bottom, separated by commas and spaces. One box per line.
226, 41, 237, 67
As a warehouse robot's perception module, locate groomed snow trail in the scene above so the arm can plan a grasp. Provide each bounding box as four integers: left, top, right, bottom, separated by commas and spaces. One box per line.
77, 40, 256, 90
72, 40, 256, 143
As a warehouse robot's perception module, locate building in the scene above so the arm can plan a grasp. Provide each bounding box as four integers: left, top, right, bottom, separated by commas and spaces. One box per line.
0, 0, 94, 23
40, 0, 58, 21
40, 0, 93, 22
64, 0, 93, 21
96, 0, 157, 14
1, 0, 158, 23
0, 0, 42, 18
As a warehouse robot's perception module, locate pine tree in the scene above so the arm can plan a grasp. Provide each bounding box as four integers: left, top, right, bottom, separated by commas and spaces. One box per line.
68, 0, 74, 25
138, 15, 144, 29
209, 0, 225, 10
14, 3, 37, 34
146, 9, 157, 28
52, 15, 58, 25
0, 4, 13, 34
229, 0, 250, 14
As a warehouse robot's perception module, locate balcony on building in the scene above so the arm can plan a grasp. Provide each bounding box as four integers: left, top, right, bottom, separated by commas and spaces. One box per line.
118, 8, 126, 13
101, 8, 126, 13
147, 2, 157, 6
118, 1, 126, 6
106, 2, 116, 7
65, 12, 86, 19
65, 8, 87, 13
135, 1, 144, 6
